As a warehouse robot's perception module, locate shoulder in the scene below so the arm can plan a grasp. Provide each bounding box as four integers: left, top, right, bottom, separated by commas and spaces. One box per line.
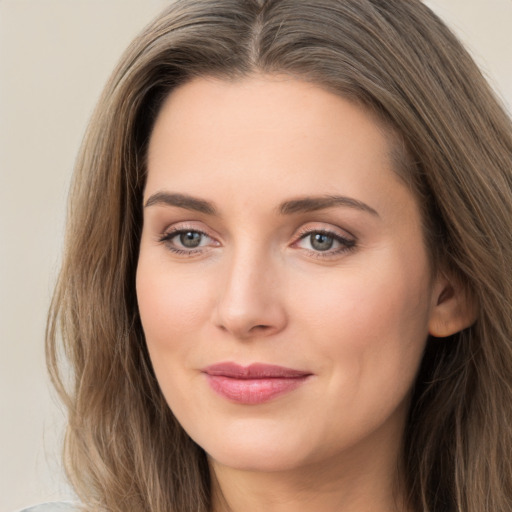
16, 503, 78, 512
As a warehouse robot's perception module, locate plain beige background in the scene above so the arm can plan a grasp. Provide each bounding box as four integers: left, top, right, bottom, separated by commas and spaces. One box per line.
1, 1, 511, 511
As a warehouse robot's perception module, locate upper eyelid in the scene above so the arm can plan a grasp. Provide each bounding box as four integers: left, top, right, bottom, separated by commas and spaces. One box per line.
294, 223, 356, 241
163, 225, 209, 235
161, 222, 216, 237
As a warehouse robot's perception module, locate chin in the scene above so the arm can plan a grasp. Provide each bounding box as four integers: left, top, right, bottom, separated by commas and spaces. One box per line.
190, 418, 322, 473
208, 444, 309, 473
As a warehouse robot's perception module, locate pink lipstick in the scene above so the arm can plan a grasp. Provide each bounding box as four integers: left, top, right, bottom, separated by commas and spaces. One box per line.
202, 362, 312, 405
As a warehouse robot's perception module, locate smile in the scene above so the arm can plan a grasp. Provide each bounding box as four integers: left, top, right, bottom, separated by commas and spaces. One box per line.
202, 362, 312, 405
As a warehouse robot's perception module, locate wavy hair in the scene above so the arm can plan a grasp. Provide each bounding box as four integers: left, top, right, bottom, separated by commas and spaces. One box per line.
46, 1, 512, 510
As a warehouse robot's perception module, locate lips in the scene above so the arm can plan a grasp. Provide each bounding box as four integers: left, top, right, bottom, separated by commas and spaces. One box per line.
202, 362, 312, 404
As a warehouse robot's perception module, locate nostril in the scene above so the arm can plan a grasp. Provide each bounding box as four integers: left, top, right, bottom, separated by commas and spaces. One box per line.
250, 324, 271, 332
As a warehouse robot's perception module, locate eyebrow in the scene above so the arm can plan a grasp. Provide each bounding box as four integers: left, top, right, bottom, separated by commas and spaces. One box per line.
144, 192, 217, 215
279, 195, 379, 217
144, 191, 379, 218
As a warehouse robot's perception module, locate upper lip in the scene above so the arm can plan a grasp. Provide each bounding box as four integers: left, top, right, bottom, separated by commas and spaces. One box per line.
202, 362, 312, 379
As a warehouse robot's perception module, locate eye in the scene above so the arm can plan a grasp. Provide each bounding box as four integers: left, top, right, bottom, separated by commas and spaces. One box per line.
177, 231, 205, 248
294, 229, 356, 257
308, 232, 336, 251
159, 228, 217, 254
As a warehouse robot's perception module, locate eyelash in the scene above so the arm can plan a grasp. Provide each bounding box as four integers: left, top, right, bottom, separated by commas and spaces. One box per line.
158, 226, 356, 259
158, 227, 214, 256
294, 228, 356, 259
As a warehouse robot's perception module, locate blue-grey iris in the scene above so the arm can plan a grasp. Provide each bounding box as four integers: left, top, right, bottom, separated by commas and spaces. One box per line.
180, 231, 202, 248
311, 233, 334, 251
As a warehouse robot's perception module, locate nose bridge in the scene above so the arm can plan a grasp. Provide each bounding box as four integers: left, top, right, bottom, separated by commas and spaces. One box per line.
214, 238, 286, 338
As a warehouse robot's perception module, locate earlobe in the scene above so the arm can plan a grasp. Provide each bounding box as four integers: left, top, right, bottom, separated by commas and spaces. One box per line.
428, 275, 478, 338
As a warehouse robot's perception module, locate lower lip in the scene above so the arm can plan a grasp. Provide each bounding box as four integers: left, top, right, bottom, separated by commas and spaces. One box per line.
205, 375, 309, 404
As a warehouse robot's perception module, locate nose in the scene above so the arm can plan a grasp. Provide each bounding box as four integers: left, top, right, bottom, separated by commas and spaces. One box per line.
212, 247, 288, 340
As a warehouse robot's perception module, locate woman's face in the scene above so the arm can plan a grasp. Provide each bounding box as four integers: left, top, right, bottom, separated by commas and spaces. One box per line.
137, 75, 441, 475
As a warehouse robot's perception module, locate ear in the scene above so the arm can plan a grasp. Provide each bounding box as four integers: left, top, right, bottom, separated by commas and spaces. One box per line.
428, 272, 478, 338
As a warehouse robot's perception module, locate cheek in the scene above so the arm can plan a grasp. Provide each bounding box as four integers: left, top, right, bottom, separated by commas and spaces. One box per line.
299, 267, 429, 337
136, 255, 218, 423
292, 254, 432, 391
136, 256, 213, 351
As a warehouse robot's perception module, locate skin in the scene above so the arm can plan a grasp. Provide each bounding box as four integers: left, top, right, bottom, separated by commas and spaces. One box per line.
136, 75, 462, 512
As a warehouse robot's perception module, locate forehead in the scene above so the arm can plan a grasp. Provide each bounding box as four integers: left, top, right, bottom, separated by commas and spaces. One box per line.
146, 75, 402, 197
149, 74, 392, 145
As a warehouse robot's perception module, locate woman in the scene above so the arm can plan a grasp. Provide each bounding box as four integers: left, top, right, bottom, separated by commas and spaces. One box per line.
30, 0, 512, 511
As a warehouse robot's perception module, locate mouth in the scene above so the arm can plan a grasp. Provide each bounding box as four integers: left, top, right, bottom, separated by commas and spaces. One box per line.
202, 362, 313, 405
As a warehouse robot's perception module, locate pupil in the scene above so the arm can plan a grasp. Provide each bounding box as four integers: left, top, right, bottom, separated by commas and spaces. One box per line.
311, 233, 333, 251
180, 231, 202, 248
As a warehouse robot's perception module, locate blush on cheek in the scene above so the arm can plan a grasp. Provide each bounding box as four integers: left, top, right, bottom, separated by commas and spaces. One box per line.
136, 260, 214, 344
143, 294, 198, 338
297, 262, 430, 361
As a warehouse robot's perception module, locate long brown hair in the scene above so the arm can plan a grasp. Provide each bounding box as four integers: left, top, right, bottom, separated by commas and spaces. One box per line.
46, 1, 512, 510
